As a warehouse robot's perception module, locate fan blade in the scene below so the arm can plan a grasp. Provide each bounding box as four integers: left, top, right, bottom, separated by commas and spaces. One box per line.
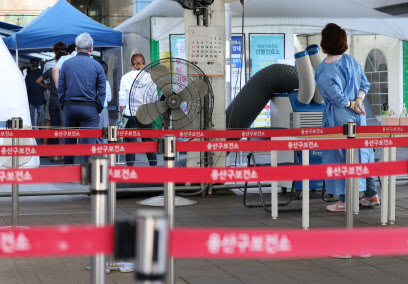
151, 64, 173, 97
178, 79, 209, 102
171, 108, 194, 130
136, 101, 169, 125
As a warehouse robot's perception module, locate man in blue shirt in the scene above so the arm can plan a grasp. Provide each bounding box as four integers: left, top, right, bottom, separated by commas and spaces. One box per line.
58, 32, 106, 164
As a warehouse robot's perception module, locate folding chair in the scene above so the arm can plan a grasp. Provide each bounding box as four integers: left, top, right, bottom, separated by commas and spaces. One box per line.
243, 150, 300, 213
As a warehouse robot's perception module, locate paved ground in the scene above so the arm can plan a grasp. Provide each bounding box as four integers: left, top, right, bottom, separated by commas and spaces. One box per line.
1, 153, 408, 283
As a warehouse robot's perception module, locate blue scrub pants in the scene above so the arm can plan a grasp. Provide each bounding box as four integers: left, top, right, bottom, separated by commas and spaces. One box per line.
338, 177, 377, 203
62, 104, 100, 164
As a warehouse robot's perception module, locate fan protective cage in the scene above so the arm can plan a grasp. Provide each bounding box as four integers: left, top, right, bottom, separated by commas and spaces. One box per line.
129, 57, 214, 131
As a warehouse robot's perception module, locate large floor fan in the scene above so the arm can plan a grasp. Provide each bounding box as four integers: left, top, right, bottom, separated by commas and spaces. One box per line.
129, 58, 214, 131
130, 58, 214, 206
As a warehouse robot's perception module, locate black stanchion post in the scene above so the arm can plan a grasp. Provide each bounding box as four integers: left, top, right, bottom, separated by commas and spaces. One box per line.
162, 135, 176, 284
105, 125, 133, 272
86, 157, 109, 284
134, 209, 167, 284
7, 117, 23, 227
344, 122, 356, 228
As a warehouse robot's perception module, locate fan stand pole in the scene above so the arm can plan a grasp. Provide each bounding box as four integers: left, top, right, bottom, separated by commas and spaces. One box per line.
163, 135, 176, 284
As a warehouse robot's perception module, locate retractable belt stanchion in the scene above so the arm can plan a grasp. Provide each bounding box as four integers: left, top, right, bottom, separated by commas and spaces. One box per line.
104, 125, 134, 273
82, 157, 109, 284
389, 144, 397, 225
135, 210, 168, 284
344, 122, 356, 228
302, 150, 310, 230
7, 117, 23, 227
271, 150, 278, 220
353, 126, 360, 215
381, 148, 390, 225
162, 135, 176, 284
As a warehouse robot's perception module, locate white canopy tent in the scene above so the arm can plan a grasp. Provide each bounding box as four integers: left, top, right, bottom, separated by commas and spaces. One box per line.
116, 0, 408, 41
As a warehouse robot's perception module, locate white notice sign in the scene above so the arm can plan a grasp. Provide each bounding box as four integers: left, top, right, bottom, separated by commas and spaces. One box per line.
188, 26, 225, 77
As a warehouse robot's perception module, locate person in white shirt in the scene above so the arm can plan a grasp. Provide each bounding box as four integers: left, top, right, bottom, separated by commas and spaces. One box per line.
119, 53, 157, 166
97, 60, 112, 144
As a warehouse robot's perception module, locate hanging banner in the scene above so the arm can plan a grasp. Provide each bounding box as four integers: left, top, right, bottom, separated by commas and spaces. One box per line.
250, 34, 285, 76
250, 33, 285, 128
170, 35, 186, 60
231, 34, 246, 100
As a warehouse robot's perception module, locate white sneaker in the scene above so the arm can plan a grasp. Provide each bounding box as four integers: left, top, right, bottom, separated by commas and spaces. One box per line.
326, 201, 345, 212
360, 195, 380, 207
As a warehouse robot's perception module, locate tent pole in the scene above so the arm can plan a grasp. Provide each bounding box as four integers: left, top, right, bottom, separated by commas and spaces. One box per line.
120, 46, 124, 78
16, 49, 18, 65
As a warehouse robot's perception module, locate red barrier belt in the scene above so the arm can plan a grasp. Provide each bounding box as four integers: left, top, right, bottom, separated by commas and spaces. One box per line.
357, 125, 408, 134
117, 127, 344, 138
169, 227, 408, 259
178, 137, 406, 152
0, 142, 157, 156
2, 126, 408, 139
0, 225, 113, 258
1, 160, 406, 185
0, 166, 80, 184
2, 136, 404, 157
109, 160, 408, 183
0, 129, 103, 138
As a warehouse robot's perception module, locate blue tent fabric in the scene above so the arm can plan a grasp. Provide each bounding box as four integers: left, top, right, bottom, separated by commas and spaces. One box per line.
0, 21, 22, 37
7, 0, 122, 50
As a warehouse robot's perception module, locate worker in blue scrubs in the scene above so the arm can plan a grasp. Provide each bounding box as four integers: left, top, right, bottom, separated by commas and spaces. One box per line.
315, 23, 380, 212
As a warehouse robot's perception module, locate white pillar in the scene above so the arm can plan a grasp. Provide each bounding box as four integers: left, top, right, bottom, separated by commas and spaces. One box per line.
209, 0, 227, 167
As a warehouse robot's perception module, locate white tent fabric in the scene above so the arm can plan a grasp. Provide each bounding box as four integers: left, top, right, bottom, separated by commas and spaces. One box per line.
228, 0, 389, 18
231, 17, 408, 40
115, 0, 182, 37
0, 39, 39, 168
116, 0, 408, 41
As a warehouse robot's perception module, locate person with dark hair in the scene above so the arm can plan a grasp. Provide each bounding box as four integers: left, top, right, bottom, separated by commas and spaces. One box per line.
96, 60, 112, 144
37, 50, 66, 162
25, 58, 45, 133
118, 53, 157, 166
66, 43, 76, 55
315, 23, 379, 211
52, 43, 77, 88
58, 33, 106, 164
42, 41, 67, 146
44, 41, 67, 72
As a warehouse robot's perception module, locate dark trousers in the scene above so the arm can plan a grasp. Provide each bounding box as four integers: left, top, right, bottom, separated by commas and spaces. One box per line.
124, 115, 157, 166
63, 105, 100, 164
49, 96, 61, 145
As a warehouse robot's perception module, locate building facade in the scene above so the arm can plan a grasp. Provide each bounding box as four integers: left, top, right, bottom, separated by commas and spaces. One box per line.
1, 0, 153, 28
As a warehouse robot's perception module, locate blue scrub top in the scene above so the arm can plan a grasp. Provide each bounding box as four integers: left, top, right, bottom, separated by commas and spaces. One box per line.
315, 53, 373, 195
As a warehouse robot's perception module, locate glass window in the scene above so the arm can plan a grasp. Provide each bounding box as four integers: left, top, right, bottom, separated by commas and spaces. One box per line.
364, 48, 388, 116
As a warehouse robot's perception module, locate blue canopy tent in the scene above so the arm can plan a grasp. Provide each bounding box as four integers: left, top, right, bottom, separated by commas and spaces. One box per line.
0, 21, 21, 37
6, 0, 123, 72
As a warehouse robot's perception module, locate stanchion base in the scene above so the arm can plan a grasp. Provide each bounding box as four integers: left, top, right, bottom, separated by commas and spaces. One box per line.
136, 195, 197, 207
107, 262, 134, 273
86, 262, 134, 273
332, 254, 373, 259
331, 255, 352, 259
85, 264, 111, 273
